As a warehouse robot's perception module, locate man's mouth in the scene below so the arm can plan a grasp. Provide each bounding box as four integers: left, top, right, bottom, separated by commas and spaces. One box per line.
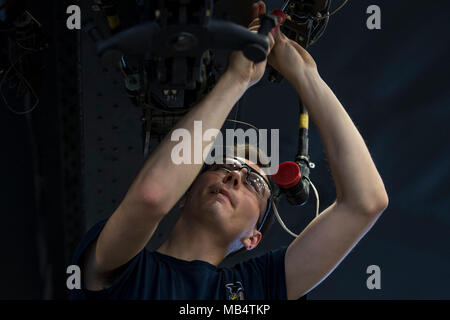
212, 188, 233, 207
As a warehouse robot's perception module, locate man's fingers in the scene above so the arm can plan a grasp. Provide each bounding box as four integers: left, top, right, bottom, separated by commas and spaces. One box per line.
248, 18, 260, 28
249, 1, 273, 54
251, 3, 259, 21
258, 1, 266, 15
251, 1, 266, 22
249, 23, 260, 31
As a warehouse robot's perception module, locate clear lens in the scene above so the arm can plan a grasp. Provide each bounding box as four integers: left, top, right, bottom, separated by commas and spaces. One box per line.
208, 159, 270, 199
247, 174, 266, 196
211, 159, 269, 198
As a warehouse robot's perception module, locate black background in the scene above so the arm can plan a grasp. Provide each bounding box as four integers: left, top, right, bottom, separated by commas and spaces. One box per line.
1, 0, 449, 299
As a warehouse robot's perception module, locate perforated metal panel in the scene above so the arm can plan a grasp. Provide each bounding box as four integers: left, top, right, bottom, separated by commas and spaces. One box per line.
81, 1, 150, 228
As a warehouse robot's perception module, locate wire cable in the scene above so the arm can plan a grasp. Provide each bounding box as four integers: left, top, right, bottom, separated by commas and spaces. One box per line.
283, 0, 348, 21
273, 198, 298, 238
305, 176, 320, 217
316, 0, 348, 21
15, 40, 41, 52
0, 50, 39, 115
225, 118, 259, 131
272, 176, 320, 238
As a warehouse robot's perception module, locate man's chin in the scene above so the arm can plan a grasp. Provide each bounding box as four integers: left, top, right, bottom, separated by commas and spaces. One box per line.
182, 191, 232, 222
207, 198, 229, 215
210, 191, 234, 207
199, 194, 232, 219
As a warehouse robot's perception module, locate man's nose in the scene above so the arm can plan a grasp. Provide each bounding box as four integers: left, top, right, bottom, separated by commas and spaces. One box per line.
223, 168, 248, 188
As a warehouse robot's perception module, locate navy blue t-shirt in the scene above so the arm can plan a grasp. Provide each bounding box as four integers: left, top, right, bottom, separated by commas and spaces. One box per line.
69, 219, 288, 300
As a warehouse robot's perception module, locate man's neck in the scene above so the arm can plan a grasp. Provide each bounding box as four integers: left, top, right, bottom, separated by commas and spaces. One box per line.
155, 215, 229, 267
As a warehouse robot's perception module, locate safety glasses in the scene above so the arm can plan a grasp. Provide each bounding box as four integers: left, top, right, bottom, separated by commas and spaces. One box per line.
204, 157, 273, 231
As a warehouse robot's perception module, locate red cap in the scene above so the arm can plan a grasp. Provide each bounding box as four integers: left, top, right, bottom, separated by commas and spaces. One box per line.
273, 161, 301, 189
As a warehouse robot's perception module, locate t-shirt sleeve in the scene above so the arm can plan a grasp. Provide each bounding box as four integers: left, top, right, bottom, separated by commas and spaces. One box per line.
68, 219, 146, 300
234, 246, 288, 300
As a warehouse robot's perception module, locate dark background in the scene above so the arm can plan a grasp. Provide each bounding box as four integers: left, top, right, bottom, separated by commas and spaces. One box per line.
1, 0, 449, 299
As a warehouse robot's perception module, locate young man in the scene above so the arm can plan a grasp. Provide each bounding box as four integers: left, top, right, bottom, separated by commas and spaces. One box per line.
70, 1, 388, 300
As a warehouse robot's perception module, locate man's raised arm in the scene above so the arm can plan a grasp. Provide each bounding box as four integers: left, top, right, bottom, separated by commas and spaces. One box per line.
83, 4, 275, 284
267, 28, 388, 299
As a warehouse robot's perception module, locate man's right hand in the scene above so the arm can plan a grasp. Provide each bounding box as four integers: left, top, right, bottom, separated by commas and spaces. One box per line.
268, 30, 318, 85
225, 1, 275, 89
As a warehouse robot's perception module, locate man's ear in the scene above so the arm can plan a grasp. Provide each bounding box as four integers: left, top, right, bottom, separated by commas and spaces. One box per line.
242, 230, 262, 251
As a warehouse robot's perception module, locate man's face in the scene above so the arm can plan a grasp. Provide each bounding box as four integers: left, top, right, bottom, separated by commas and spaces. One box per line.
182, 157, 271, 242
